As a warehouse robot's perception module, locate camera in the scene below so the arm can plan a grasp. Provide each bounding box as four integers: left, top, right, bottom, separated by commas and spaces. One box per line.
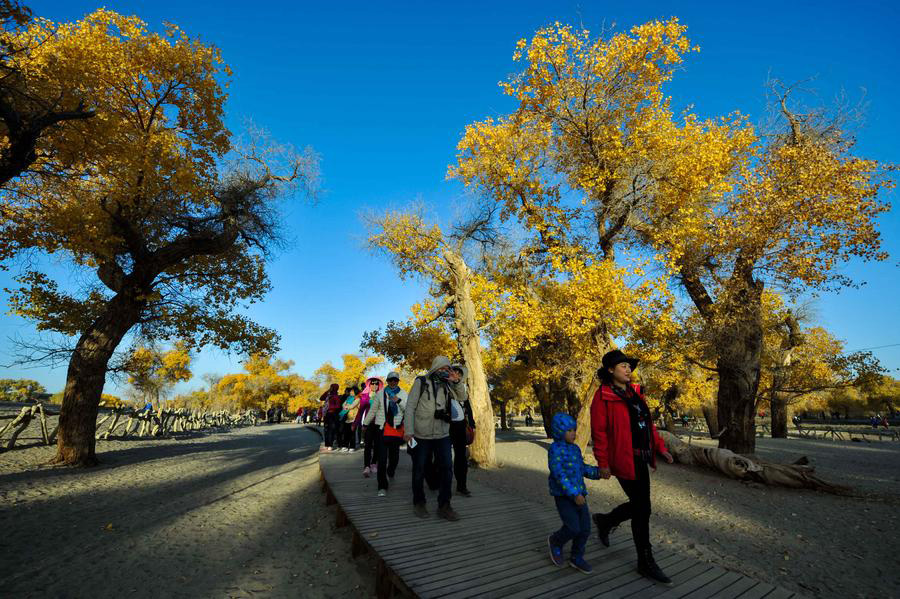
434, 408, 451, 423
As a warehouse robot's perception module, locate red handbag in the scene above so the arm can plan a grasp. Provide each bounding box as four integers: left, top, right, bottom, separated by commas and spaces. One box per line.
383, 422, 404, 438
465, 424, 475, 445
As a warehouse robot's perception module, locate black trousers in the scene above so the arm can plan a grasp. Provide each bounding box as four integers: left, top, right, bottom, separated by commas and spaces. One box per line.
377, 431, 402, 490
339, 422, 356, 449
323, 411, 338, 447
610, 461, 652, 550
363, 424, 379, 467
449, 420, 469, 491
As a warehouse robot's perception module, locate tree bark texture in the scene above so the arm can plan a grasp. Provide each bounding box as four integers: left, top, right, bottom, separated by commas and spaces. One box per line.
444, 250, 495, 466
54, 292, 145, 466
716, 338, 762, 454
714, 299, 764, 455
770, 394, 788, 439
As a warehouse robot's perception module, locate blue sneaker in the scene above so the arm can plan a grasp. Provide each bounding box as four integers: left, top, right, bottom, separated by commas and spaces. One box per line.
547, 535, 565, 567
569, 556, 592, 574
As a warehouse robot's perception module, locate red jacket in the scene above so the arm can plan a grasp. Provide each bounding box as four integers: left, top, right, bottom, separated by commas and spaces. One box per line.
590, 383, 668, 480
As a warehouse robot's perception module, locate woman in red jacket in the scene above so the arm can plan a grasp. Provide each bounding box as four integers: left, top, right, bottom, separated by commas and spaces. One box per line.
590, 349, 674, 584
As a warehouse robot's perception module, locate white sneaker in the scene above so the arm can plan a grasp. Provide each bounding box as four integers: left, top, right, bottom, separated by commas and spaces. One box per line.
377, 490, 387, 497
348, 448, 356, 453
341, 448, 349, 452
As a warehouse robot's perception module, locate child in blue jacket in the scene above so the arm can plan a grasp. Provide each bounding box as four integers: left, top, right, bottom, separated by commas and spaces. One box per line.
548, 412, 600, 573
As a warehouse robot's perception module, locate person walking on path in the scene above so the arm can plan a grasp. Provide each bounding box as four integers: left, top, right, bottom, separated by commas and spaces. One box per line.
364, 371, 408, 496
590, 349, 674, 584
339, 386, 360, 452
449, 364, 475, 497
403, 355, 462, 521
320, 383, 341, 451
547, 412, 601, 574
357, 377, 384, 476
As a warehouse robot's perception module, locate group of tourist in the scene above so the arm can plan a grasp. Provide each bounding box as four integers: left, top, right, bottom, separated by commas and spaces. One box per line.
318, 356, 474, 521
316, 348, 673, 584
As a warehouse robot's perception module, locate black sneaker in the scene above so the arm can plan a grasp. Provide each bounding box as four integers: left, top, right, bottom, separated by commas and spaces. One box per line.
413, 503, 429, 519
456, 488, 472, 497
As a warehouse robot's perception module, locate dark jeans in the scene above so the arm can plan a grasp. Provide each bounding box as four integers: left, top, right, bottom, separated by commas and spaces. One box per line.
363, 424, 379, 467
611, 461, 651, 550
411, 436, 452, 507
378, 432, 402, 490
449, 420, 469, 491
323, 412, 338, 447
340, 422, 356, 449
551, 496, 591, 560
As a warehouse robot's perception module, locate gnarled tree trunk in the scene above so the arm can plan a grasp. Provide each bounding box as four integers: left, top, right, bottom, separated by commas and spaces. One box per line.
714, 284, 763, 455
54, 292, 145, 466
444, 250, 495, 467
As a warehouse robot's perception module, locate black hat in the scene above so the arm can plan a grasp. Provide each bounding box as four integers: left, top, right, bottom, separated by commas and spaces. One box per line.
597, 349, 639, 380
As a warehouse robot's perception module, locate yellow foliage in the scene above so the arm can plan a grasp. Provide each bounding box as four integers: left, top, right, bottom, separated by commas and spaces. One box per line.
214, 354, 317, 412
124, 343, 192, 405
313, 354, 384, 390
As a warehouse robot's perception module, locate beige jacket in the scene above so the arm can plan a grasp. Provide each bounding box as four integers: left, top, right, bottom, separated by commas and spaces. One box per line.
404, 356, 466, 440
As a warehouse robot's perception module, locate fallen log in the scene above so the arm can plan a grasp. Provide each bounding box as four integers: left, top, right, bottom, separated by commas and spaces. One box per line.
658, 430, 849, 494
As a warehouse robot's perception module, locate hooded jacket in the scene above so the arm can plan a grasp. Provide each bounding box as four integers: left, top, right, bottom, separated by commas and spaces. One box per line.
354, 377, 384, 428
404, 356, 464, 440
320, 384, 341, 413
590, 383, 668, 480
548, 413, 600, 497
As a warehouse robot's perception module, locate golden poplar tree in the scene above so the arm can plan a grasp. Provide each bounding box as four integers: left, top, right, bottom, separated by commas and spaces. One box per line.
368, 209, 496, 466
452, 19, 892, 453
0, 10, 316, 465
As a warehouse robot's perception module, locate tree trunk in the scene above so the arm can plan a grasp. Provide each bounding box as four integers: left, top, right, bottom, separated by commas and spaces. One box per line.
444, 250, 495, 466
498, 400, 507, 429
54, 292, 145, 466
770, 394, 788, 438
769, 316, 799, 439
532, 380, 566, 438
678, 258, 763, 455
701, 404, 719, 437
715, 306, 763, 455
661, 385, 679, 433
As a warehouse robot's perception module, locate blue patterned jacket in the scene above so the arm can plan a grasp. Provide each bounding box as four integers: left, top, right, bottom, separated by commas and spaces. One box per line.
548, 412, 600, 497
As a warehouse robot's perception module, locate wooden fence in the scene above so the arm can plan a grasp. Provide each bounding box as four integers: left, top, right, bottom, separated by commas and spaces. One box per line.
0, 404, 259, 451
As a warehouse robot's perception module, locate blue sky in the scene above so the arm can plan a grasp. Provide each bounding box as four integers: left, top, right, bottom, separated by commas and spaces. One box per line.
2, 0, 898, 394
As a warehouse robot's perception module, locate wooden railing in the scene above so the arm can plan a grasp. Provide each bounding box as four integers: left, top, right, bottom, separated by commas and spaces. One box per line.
0, 404, 259, 451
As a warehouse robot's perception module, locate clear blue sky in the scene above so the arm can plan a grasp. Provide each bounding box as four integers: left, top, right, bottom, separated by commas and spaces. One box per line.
2, 0, 898, 395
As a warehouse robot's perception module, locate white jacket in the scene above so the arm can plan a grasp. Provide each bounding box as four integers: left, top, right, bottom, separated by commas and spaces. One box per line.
363, 388, 408, 429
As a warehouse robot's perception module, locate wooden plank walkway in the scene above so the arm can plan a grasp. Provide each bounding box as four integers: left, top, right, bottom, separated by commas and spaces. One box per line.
320, 450, 803, 599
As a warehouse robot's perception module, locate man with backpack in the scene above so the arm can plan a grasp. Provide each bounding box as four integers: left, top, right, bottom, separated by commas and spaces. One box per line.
403, 355, 463, 521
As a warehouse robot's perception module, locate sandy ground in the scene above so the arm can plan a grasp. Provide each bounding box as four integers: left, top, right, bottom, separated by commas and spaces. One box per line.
0, 424, 377, 598
469, 427, 900, 599
3, 413, 898, 598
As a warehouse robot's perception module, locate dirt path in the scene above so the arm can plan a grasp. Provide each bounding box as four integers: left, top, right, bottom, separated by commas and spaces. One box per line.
0, 425, 376, 598
470, 429, 900, 599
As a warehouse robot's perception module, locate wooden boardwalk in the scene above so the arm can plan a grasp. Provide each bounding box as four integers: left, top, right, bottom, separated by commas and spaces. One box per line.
320, 450, 803, 599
